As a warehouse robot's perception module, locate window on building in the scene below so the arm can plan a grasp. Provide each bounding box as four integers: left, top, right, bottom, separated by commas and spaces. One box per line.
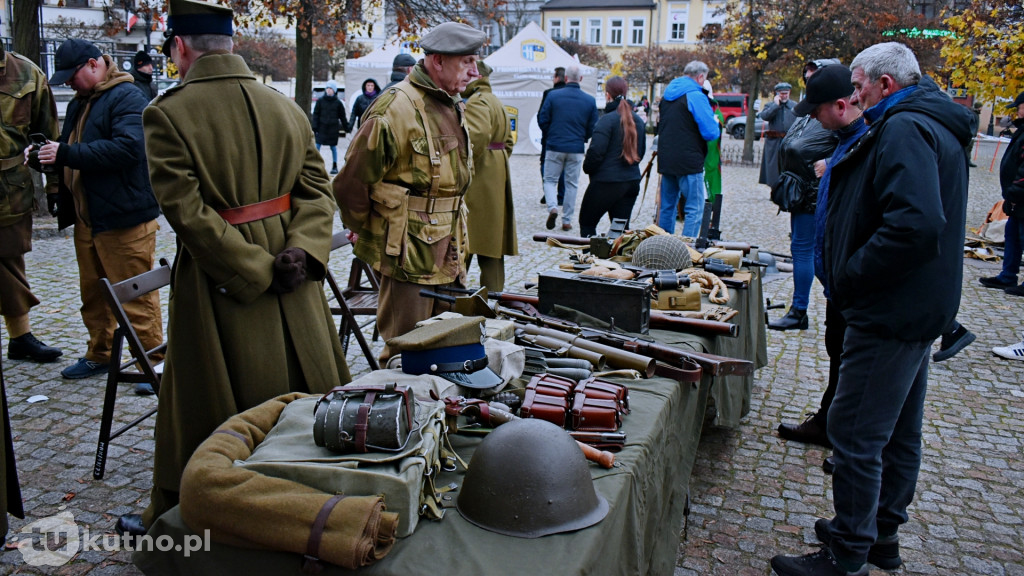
703, 0, 726, 25
549, 18, 563, 40
668, 3, 689, 42
629, 18, 646, 45
588, 18, 602, 44
568, 18, 581, 41
609, 18, 623, 45
64, 0, 89, 7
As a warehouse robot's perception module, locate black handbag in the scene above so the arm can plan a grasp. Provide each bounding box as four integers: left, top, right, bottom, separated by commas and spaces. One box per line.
313, 383, 414, 453
770, 171, 806, 213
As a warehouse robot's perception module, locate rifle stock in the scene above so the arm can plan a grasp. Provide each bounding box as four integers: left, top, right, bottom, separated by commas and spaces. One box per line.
532, 233, 591, 246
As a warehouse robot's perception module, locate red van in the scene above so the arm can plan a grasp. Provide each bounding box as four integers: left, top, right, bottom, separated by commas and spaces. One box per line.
714, 93, 748, 124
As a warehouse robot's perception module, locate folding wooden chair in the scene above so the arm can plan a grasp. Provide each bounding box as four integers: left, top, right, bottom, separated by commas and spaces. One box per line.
93, 258, 170, 480
325, 231, 381, 371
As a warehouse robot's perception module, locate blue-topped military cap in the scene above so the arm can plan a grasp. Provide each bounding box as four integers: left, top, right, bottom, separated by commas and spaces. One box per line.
387, 316, 502, 390
162, 0, 234, 55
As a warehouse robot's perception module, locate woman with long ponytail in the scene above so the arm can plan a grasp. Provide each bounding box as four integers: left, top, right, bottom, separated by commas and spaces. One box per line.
580, 76, 646, 237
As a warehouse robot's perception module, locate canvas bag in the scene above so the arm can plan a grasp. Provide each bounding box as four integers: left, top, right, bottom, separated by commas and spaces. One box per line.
979, 200, 1009, 244
239, 372, 454, 538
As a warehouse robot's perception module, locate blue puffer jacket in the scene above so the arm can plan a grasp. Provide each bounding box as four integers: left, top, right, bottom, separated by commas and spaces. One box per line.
538, 82, 598, 153
57, 77, 159, 234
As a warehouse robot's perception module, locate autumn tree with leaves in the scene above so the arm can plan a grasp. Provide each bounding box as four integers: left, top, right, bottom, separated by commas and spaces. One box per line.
942, 0, 1024, 127
235, 29, 297, 82
554, 39, 612, 70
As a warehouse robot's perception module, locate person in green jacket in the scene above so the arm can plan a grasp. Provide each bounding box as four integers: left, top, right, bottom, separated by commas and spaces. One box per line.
461, 60, 517, 291
117, 0, 351, 537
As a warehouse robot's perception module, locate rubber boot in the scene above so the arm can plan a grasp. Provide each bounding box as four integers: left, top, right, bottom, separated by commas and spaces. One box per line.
768, 308, 808, 331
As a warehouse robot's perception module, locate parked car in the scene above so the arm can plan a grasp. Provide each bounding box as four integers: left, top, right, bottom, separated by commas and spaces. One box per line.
726, 115, 765, 140
714, 93, 748, 124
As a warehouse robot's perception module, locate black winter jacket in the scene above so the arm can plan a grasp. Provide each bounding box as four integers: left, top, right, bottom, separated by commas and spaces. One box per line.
312, 93, 346, 146
1000, 118, 1024, 218
583, 99, 646, 182
823, 75, 973, 341
56, 81, 159, 234
772, 116, 837, 214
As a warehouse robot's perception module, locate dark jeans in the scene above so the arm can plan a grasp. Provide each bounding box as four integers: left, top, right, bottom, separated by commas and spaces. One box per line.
579, 179, 640, 237
810, 300, 845, 429
996, 215, 1023, 285
825, 325, 932, 567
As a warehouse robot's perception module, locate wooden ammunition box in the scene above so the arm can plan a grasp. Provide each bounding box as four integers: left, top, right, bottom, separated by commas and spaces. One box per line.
538, 271, 652, 333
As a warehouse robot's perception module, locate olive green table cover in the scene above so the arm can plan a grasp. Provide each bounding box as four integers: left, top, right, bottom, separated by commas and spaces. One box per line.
134, 373, 707, 576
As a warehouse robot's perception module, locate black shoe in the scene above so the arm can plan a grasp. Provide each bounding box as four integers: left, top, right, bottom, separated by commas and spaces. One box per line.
7, 332, 63, 362
330, 162, 338, 175
933, 325, 976, 362
540, 195, 547, 205
768, 308, 808, 331
770, 547, 868, 576
1006, 284, 1024, 297
546, 209, 558, 230
115, 514, 147, 537
822, 456, 835, 474
979, 275, 1017, 289
814, 518, 902, 570
778, 413, 831, 448
968, 161, 978, 168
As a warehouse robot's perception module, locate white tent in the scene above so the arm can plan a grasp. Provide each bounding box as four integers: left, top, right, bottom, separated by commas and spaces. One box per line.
485, 22, 599, 155
344, 39, 424, 121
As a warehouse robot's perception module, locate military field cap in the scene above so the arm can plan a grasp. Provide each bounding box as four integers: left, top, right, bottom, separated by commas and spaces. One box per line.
49, 39, 102, 85
1008, 91, 1024, 109
419, 22, 487, 56
134, 50, 154, 68
795, 64, 854, 117
476, 60, 493, 77
162, 0, 234, 55
774, 82, 792, 92
387, 316, 502, 389
393, 53, 417, 68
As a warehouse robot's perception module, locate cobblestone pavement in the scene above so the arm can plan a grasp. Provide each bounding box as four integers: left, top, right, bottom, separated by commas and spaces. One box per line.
0, 137, 1020, 575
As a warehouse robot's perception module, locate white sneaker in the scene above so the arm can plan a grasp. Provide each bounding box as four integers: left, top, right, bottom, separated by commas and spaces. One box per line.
992, 333, 1024, 361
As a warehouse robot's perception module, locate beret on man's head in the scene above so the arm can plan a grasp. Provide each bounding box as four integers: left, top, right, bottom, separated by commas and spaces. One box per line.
419, 22, 487, 55
393, 53, 417, 68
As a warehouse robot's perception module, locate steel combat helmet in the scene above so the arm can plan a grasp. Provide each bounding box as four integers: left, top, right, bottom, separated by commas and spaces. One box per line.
457, 418, 609, 538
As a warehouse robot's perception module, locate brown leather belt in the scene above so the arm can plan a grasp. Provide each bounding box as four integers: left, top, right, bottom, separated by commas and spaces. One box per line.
487, 142, 505, 150
407, 195, 460, 213
217, 193, 291, 225
0, 155, 24, 171
764, 130, 787, 139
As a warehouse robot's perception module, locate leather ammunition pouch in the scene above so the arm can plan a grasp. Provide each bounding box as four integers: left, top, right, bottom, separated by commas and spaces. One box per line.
571, 378, 630, 432
313, 384, 414, 453
519, 373, 576, 427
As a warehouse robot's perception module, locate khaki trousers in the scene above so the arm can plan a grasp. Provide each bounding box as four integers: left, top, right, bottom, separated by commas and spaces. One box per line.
468, 254, 505, 293
0, 255, 38, 321
73, 219, 163, 363
376, 275, 454, 362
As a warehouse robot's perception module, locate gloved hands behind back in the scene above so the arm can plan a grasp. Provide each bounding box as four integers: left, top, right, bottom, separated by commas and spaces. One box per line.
268, 247, 308, 294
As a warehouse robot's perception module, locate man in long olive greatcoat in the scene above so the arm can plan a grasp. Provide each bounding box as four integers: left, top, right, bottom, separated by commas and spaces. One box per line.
461, 60, 517, 292
116, 0, 351, 536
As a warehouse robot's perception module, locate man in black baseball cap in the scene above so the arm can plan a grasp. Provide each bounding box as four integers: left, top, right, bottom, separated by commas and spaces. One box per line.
794, 64, 855, 118
47, 39, 102, 85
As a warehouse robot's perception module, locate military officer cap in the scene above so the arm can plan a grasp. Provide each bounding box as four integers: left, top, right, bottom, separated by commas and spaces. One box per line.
162, 0, 234, 56
419, 22, 488, 56
387, 316, 502, 389
774, 82, 792, 92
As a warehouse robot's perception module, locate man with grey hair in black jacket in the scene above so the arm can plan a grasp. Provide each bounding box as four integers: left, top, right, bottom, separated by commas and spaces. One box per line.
771, 42, 973, 576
